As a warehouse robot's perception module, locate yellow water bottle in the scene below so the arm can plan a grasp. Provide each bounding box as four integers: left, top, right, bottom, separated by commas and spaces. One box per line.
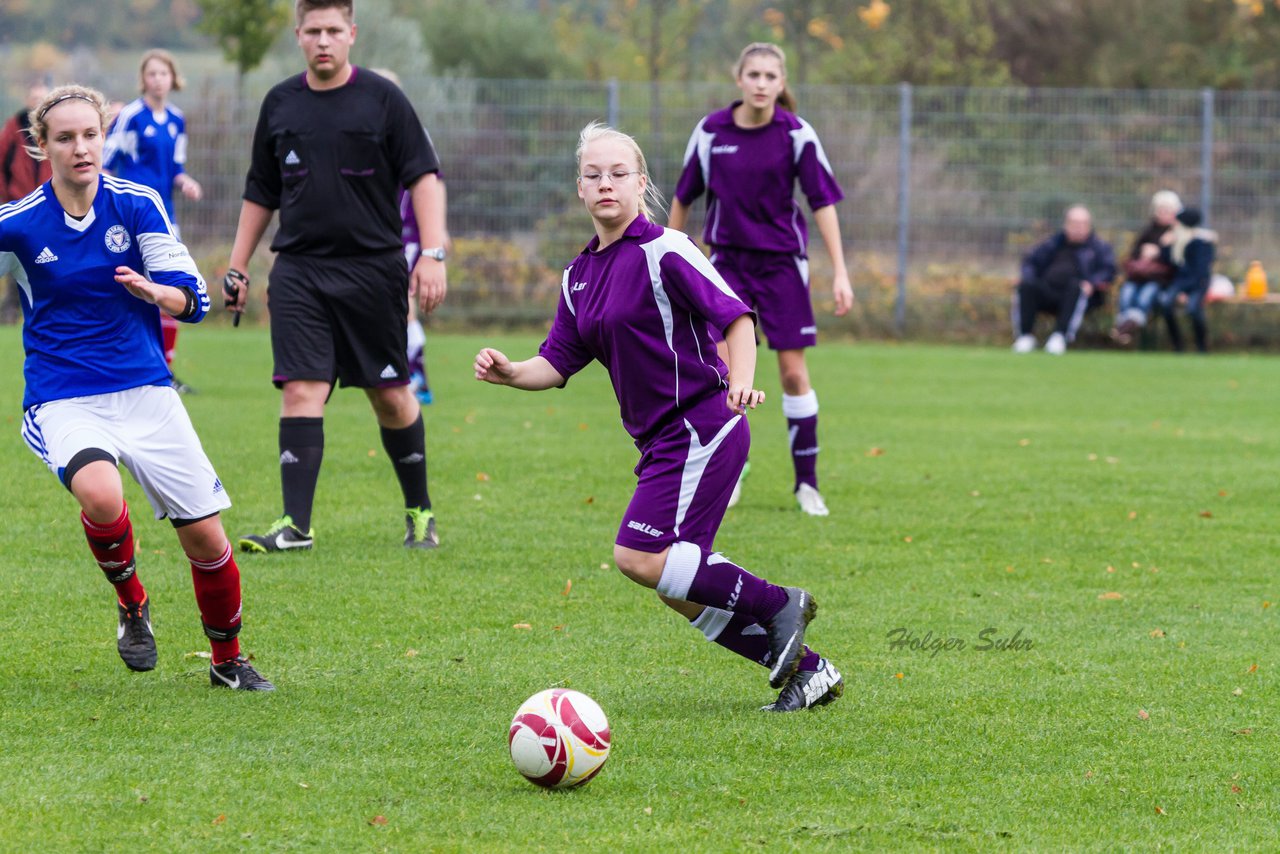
1244, 260, 1268, 300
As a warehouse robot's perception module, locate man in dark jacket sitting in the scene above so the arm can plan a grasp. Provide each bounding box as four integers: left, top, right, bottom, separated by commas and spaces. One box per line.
1012, 204, 1117, 355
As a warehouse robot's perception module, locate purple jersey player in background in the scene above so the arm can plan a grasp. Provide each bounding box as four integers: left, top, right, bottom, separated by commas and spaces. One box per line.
669, 42, 853, 518
474, 122, 843, 712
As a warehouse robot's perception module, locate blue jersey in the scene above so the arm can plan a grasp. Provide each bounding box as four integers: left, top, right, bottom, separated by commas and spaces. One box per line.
104, 98, 188, 219
0, 176, 209, 410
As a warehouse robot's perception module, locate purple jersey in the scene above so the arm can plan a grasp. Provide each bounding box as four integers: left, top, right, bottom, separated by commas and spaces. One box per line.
673, 102, 843, 256
538, 216, 752, 450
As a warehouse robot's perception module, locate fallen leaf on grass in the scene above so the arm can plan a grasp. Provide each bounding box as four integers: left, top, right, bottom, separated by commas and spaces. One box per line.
599, 562, 609, 570
1218, 490, 1229, 497
1248, 663, 1258, 673
512, 623, 532, 630
902, 536, 913, 543
404, 649, 418, 658
578, 423, 589, 431
643, 807, 653, 816
562, 579, 572, 596
1232, 687, 1244, 697
1149, 629, 1165, 638
970, 490, 981, 497
1084, 770, 1093, 779
1199, 510, 1213, 518
213, 814, 226, 826
476, 472, 490, 481
1098, 591, 1124, 601
1106, 565, 1116, 573
1232, 785, 1243, 794
1263, 601, 1271, 610
1018, 438, 1031, 447
1128, 511, 1138, 520
184, 651, 212, 659
865, 447, 884, 457
369, 816, 387, 826
1234, 728, 1253, 735
1087, 453, 1098, 461
584, 496, 594, 504
1138, 709, 1150, 720
367, 449, 376, 457
1155, 806, 1166, 816
1105, 456, 1119, 464
894, 672, 904, 679
299, 782, 310, 789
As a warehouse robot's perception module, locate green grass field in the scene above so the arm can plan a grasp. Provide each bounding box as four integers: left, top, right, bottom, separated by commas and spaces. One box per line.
0, 326, 1276, 851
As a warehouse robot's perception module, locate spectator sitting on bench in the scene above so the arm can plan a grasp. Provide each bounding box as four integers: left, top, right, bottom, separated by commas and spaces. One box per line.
1012, 204, 1116, 355
1158, 207, 1217, 354
1111, 190, 1180, 345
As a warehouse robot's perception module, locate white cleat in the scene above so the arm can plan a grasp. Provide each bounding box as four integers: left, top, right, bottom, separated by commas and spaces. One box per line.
1012, 334, 1036, 354
727, 461, 750, 509
795, 483, 829, 517
1044, 332, 1067, 355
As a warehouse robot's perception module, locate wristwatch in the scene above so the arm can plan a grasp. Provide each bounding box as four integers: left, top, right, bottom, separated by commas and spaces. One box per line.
421, 247, 447, 261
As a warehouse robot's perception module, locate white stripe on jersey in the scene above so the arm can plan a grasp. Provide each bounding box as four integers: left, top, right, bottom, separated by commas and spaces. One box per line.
0, 251, 32, 307
789, 118, 836, 176
174, 133, 188, 165
104, 176, 177, 235
104, 99, 146, 163
0, 189, 46, 224
560, 265, 576, 316
640, 229, 746, 408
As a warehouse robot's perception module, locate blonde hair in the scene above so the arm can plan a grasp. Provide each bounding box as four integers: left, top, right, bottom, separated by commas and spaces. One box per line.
296, 0, 354, 26
576, 121, 666, 222
734, 42, 796, 113
26, 84, 110, 160
139, 48, 185, 93
1150, 190, 1182, 217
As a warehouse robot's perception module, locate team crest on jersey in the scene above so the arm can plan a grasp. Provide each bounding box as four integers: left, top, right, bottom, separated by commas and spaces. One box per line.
105, 225, 131, 254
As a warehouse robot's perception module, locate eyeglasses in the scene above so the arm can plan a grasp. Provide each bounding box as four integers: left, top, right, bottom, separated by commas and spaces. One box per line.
577, 170, 640, 186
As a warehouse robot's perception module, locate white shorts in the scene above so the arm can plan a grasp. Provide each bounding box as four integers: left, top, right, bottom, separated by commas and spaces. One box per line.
22, 385, 232, 522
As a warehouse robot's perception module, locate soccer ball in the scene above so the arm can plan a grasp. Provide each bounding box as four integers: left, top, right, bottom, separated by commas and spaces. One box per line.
508, 688, 611, 789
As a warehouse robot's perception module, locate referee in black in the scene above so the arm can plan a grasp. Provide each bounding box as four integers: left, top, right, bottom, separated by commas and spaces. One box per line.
226, 0, 447, 552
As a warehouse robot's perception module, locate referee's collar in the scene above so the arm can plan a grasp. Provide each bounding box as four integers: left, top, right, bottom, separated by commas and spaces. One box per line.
300, 65, 359, 90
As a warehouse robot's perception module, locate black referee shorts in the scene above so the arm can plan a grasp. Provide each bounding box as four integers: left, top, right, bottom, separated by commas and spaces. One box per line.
267, 251, 410, 389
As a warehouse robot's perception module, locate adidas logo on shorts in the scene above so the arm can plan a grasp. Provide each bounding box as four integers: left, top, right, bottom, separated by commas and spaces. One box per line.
34, 246, 58, 264
380, 365, 398, 380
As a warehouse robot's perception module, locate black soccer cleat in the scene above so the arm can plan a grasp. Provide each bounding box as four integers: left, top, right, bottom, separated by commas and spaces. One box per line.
404, 507, 439, 549
117, 597, 158, 672
238, 516, 314, 553
210, 655, 275, 691
761, 657, 844, 712
765, 587, 818, 689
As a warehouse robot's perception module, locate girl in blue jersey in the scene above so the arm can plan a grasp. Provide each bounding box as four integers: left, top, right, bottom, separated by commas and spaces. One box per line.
669, 43, 852, 517
105, 49, 203, 394
474, 123, 842, 711
1, 85, 271, 690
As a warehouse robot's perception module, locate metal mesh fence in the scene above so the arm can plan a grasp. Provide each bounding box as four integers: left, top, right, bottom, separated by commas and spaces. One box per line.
5, 70, 1280, 337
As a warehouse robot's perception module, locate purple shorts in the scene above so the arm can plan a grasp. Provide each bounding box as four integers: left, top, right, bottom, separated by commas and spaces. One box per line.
710, 247, 817, 350
615, 408, 750, 553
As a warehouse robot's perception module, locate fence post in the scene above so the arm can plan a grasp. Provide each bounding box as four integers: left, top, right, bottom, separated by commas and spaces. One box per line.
1200, 87, 1214, 225
895, 82, 912, 337
607, 78, 620, 128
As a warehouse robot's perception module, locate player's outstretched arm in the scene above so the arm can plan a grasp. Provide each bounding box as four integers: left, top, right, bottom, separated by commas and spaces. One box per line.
474, 348, 565, 391
115, 266, 193, 317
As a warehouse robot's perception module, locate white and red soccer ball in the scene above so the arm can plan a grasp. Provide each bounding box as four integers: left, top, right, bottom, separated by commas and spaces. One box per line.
508, 688, 611, 789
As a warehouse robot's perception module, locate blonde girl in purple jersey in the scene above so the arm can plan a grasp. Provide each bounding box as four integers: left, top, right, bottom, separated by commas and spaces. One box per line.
669, 43, 852, 517
474, 122, 843, 711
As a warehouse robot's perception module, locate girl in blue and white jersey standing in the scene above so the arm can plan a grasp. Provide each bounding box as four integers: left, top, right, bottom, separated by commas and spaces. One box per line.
1, 85, 272, 690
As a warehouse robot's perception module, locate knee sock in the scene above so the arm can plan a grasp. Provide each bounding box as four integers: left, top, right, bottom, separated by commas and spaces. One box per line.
690, 607, 821, 671
381, 413, 430, 510
280, 417, 324, 532
407, 319, 426, 381
782, 390, 819, 492
189, 542, 242, 664
82, 503, 145, 605
160, 314, 179, 366
655, 541, 787, 624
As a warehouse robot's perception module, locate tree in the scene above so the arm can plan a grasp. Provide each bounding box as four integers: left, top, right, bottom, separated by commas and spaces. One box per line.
195, 0, 292, 98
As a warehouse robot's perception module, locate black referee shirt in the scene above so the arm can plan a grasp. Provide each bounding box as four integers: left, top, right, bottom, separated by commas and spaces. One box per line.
243, 67, 439, 257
